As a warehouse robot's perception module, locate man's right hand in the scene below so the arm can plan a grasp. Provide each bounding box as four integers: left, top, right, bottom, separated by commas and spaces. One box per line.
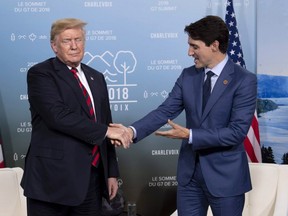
107, 124, 133, 149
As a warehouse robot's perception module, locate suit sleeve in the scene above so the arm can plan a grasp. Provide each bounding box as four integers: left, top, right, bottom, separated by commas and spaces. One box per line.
100, 74, 120, 177
132, 72, 186, 142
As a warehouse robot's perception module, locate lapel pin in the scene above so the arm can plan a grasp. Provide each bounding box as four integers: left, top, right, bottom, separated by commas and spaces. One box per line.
90, 77, 94, 80
223, 80, 228, 85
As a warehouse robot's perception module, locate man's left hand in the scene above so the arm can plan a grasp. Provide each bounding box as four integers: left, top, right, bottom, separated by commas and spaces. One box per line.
155, 119, 189, 139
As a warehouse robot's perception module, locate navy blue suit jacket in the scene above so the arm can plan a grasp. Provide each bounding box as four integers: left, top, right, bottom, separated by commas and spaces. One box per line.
21, 57, 119, 205
132, 59, 256, 197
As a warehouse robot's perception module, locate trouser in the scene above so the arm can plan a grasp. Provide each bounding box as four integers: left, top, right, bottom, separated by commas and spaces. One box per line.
177, 162, 245, 216
27, 166, 103, 216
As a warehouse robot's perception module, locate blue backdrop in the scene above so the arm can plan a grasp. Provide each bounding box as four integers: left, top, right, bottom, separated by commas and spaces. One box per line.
0, 1, 257, 215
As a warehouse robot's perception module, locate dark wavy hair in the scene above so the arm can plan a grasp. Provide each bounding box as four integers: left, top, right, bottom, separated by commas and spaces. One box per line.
184, 15, 229, 54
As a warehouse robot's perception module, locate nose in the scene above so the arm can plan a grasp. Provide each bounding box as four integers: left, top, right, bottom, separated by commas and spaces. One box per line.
70, 40, 78, 49
188, 47, 194, 56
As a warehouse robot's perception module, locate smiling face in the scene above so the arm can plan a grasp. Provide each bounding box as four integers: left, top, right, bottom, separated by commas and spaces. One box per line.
51, 28, 85, 68
187, 36, 221, 69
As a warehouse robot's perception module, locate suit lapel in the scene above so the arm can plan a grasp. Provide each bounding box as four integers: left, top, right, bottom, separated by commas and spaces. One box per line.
201, 60, 234, 121
184, 67, 204, 128
53, 58, 92, 118
82, 65, 102, 123
194, 68, 206, 121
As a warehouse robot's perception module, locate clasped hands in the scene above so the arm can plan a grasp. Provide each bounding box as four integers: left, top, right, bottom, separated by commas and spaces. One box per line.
107, 120, 189, 149
106, 124, 133, 149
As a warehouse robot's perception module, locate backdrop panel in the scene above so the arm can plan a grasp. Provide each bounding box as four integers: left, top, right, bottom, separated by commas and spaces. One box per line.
257, 0, 288, 164
0, 1, 256, 215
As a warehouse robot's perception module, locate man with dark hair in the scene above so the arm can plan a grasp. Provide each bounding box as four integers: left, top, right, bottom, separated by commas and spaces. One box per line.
112, 15, 256, 216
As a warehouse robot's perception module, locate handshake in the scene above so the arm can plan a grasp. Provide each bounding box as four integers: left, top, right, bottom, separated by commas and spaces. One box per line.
106, 120, 190, 149
106, 123, 134, 149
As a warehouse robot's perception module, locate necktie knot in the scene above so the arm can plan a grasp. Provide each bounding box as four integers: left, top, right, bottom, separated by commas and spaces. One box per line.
70, 67, 78, 75
205, 71, 214, 80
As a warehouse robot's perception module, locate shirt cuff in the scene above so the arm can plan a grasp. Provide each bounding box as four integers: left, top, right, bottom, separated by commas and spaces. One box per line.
188, 129, 193, 144
129, 126, 137, 139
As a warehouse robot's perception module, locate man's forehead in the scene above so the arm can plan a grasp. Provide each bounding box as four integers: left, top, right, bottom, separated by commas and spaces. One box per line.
188, 37, 204, 45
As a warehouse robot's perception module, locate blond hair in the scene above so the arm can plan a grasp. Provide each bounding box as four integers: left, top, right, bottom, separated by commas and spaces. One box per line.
50, 18, 87, 42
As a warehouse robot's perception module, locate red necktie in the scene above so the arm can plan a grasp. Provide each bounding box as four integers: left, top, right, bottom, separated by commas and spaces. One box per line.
71, 67, 100, 167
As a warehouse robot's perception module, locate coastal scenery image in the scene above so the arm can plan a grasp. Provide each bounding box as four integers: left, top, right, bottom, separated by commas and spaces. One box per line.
257, 1, 288, 164
257, 76, 288, 164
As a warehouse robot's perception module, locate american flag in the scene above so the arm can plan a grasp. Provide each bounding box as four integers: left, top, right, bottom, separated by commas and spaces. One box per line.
0, 132, 4, 168
225, 0, 262, 162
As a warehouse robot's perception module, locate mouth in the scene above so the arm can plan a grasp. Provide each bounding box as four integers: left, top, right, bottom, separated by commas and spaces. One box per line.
70, 53, 80, 56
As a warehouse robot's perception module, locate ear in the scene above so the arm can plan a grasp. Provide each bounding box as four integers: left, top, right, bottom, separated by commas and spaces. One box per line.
50, 41, 57, 54
211, 40, 220, 52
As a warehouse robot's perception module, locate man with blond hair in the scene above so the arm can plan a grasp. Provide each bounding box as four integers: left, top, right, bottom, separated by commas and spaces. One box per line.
21, 18, 131, 216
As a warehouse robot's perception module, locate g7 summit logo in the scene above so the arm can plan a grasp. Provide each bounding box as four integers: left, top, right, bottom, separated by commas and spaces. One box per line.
84, 50, 137, 112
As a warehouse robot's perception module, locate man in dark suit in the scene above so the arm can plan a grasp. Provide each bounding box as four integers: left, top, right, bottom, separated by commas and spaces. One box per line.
112, 15, 257, 216
21, 18, 131, 216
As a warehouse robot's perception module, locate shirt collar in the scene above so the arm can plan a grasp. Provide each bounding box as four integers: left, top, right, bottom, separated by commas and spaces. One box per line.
205, 55, 228, 76
67, 65, 82, 73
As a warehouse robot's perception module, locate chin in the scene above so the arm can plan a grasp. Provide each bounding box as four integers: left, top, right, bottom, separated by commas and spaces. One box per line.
195, 64, 202, 69
69, 58, 82, 64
